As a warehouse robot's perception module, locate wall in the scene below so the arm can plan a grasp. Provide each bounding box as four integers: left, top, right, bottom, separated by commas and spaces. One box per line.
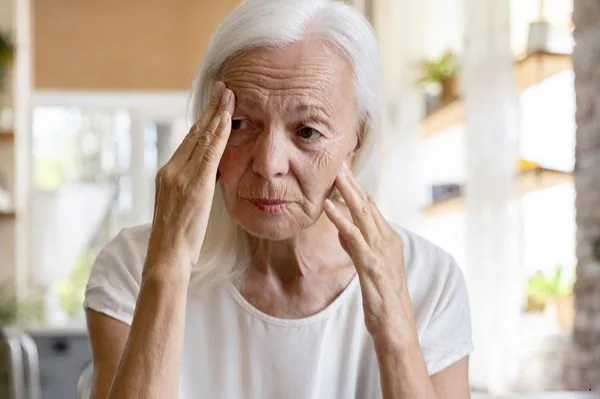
565, 0, 600, 390
33, 0, 240, 90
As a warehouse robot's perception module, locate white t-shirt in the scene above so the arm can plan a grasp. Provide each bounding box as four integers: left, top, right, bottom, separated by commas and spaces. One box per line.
84, 223, 473, 399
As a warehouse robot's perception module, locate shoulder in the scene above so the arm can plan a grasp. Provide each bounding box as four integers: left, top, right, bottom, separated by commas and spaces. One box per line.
97, 224, 152, 264
389, 222, 461, 285
84, 224, 152, 325
92, 223, 152, 282
389, 223, 472, 373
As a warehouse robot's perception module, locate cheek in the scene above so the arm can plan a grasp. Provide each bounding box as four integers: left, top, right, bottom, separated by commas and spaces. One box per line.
218, 147, 249, 185
310, 149, 334, 176
296, 149, 341, 195
309, 137, 351, 176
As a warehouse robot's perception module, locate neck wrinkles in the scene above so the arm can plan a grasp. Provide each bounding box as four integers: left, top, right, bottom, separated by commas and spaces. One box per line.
246, 210, 351, 286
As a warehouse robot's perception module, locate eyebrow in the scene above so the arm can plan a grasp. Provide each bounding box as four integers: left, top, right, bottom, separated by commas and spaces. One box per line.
234, 93, 331, 116
231, 88, 335, 130
293, 102, 332, 119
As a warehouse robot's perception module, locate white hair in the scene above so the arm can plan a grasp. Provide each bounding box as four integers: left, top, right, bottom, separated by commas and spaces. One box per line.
188, 0, 383, 289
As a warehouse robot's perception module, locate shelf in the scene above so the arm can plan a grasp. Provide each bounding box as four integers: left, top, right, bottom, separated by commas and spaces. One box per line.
0, 210, 16, 219
421, 167, 573, 218
421, 51, 572, 137
0, 131, 15, 143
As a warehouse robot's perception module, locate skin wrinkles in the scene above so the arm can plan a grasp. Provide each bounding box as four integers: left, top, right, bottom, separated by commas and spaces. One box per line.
217, 39, 361, 318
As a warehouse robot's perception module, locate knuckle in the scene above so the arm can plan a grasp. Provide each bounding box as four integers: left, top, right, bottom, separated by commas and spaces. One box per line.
367, 253, 379, 266
172, 172, 188, 190
218, 97, 228, 114
204, 118, 219, 135
187, 122, 205, 141
156, 166, 172, 183
348, 225, 362, 241
188, 122, 202, 136
204, 143, 222, 160
208, 95, 221, 108
360, 203, 370, 215
365, 258, 382, 277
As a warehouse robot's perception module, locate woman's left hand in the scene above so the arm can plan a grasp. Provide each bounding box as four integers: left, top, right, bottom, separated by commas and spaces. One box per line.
324, 162, 417, 345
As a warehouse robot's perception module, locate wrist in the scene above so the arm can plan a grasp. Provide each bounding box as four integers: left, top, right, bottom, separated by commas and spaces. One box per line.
371, 322, 420, 356
142, 253, 193, 287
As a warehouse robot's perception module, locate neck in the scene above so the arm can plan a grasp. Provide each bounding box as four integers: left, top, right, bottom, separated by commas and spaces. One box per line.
247, 210, 352, 286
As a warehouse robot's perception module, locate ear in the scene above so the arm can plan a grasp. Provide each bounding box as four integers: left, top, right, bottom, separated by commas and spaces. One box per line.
352, 120, 367, 155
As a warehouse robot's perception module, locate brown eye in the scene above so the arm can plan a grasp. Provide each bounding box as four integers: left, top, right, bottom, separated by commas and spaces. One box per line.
231, 119, 248, 131
298, 127, 321, 140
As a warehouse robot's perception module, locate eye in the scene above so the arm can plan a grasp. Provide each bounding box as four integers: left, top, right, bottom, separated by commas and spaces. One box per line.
297, 127, 322, 140
231, 119, 249, 131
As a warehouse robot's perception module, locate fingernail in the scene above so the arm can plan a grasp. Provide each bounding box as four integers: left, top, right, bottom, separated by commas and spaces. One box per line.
213, 81, 225, 96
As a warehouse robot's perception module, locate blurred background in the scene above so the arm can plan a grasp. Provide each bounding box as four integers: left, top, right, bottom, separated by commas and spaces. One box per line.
0, 0, 596, 398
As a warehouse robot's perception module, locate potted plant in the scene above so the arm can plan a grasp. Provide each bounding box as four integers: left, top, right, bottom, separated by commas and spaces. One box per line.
417, 50, 460, 107
0, 284, 43, 328
526, 265, 575, 330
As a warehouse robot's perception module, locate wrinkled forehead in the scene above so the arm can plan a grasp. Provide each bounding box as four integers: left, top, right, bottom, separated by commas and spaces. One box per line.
217, 39, 356, 116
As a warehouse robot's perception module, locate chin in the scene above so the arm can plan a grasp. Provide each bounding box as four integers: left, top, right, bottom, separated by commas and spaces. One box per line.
231, 203, 314, 241
234, 216, 304, 241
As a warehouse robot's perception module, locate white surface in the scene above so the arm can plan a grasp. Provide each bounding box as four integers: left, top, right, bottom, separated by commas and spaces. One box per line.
84, 224, 473, 398
472, 394, 600, 399
462, 0, 523, 393
30, 184, 115, 288
31, 91, 190, 122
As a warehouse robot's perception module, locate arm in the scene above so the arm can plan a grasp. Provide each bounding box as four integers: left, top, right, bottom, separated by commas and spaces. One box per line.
372, 283, 470, 399
86, 311, 129, 399
86, 262, 189, 399
323, 162, 472, 399
103, 265, 190, 399
85, 81, 235, 399
374, 333, 470, 399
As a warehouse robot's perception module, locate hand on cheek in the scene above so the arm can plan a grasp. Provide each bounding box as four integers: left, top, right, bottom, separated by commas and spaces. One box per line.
323, 162, 415, 341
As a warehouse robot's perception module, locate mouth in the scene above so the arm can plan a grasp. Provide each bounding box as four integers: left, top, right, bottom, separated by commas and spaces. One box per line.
247, 199, 292, 213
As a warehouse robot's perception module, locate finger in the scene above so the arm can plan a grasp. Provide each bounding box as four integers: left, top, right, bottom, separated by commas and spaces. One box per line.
338, 231, 349, 254
166, 82, 227, 171
340, 166, 389, 232
189, 87, 234, 162
334, 163, 380, 240
324, 199, 372, 264
193, 81, 226, 132
187, 110, 232, 178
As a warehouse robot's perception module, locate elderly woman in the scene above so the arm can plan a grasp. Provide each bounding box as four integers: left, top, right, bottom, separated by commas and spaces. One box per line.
84, 0, 473, 398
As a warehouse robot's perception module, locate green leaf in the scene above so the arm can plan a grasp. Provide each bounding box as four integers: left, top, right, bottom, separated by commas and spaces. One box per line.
526, 265, 574, 305
416, 50, 460, 86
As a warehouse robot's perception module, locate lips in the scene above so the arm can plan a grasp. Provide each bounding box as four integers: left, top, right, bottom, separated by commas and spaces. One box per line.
247, 198, 291, 213
251, 199, 289, 206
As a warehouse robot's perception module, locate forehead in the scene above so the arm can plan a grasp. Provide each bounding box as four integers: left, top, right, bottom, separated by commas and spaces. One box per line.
218, 39, 355, 114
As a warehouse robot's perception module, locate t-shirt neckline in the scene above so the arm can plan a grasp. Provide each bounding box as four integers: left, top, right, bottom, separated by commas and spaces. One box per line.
226, 273, 360, 327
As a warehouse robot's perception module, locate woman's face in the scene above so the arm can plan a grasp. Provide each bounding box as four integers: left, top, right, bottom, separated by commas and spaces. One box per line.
218, 39, 360, 240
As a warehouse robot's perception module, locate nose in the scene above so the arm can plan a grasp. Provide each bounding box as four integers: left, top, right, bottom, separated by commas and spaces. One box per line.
250, 129, 290, 179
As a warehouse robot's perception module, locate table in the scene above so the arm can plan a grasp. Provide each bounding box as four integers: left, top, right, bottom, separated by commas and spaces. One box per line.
473, 393, 600, 399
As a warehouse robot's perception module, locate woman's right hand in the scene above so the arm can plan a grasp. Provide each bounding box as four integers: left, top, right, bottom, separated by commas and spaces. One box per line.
145, 81, 235, 276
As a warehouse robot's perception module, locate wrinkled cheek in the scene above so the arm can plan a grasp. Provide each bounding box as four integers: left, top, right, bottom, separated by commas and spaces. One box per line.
309, 151, 344, 201
311, 150, 338, 184
218, 148, 248, 198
